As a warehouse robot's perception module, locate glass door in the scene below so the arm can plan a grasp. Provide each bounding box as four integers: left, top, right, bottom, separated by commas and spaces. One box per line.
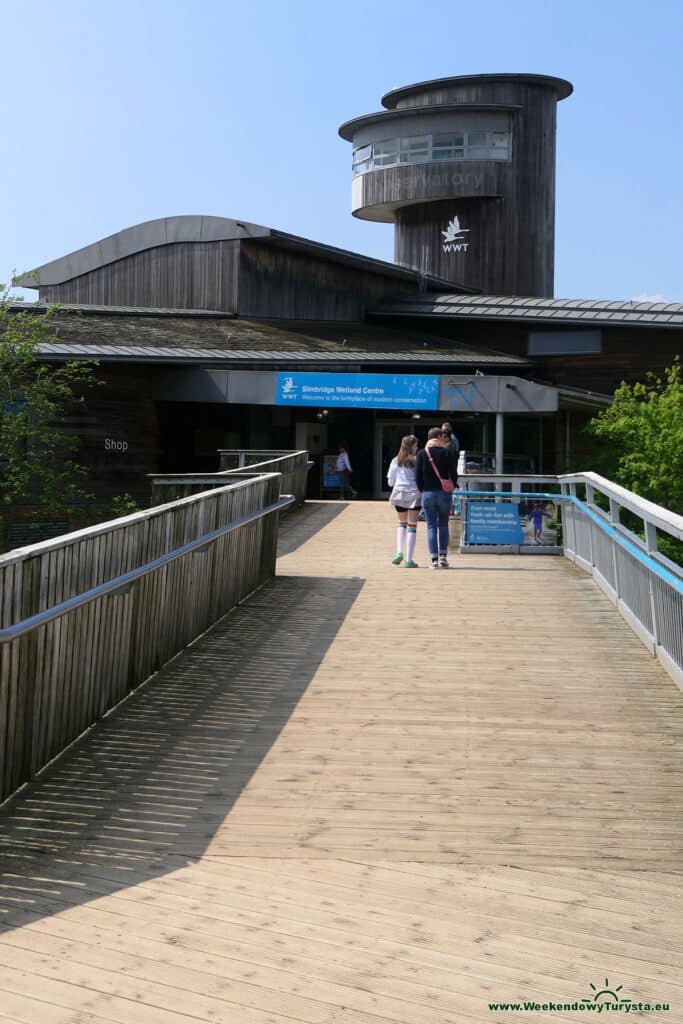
375, 420, 419, 497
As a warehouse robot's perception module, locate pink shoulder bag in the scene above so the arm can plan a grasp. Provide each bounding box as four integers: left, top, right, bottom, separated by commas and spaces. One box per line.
425, 447, 455, 493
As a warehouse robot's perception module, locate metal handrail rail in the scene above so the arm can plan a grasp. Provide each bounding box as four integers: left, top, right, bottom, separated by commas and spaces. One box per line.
572, 496, 683, 590
456, 489, 683, 590
0, 494, 294, 644
0, 473, 284, 567
456, 490, 562, 499
559, 471, 683, 540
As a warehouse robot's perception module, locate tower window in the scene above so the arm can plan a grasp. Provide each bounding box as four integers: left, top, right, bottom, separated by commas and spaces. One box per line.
432, 132, 465, 159
372, 139, 398, 166
399, 135, 430, 162
352, 128, 512, 174
352, 144, 372, 174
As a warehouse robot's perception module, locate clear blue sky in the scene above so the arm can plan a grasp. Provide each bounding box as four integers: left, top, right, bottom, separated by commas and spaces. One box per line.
3, 0, 682, 302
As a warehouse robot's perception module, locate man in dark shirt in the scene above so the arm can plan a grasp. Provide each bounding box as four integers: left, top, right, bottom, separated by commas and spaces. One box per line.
441, 422, 460, 458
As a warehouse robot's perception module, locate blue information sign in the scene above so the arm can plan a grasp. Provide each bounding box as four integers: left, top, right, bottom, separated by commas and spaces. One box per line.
322, 456, 340, 490
276, 372, 439, 410
466, 503, 524, 545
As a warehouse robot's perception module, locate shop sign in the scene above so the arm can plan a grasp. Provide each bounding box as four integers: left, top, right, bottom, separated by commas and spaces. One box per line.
466, 503, 524, 545
276, 372, 439, 410
104, 438, 129, 452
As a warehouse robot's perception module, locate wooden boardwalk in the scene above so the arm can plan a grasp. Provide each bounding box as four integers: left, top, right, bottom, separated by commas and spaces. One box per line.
0, 500, 682, 1024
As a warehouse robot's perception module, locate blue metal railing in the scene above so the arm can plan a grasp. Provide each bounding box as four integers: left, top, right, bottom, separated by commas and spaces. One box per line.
456, 474, 683, 690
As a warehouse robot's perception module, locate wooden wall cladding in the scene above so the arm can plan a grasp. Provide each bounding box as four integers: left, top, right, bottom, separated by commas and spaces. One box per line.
71, 364, 161, 504
238, 242, 416, 320
378, 317, 683, 395
394, 193, 555, 299
39, 241, 241, 312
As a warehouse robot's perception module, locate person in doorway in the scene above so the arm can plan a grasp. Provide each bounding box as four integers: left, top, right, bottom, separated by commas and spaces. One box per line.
415, 427, 458, 569
335, 445, 357, 499
441, 422, 460, 457
387, 435, 421, 568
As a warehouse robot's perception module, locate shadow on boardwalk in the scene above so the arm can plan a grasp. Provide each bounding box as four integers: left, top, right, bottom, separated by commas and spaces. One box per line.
276, 499, 348, 557
0, 509, 363, 931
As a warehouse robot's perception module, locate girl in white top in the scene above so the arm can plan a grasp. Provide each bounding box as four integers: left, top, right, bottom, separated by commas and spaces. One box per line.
387, 435, 421, 568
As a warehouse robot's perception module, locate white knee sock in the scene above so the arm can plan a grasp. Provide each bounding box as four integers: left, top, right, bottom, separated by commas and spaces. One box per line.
406, 524, 417, 561
396, 523, 406, 554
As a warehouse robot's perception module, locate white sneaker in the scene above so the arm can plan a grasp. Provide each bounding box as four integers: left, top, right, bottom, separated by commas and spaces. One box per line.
439, 556, 449, 568
430, 559, 439, 570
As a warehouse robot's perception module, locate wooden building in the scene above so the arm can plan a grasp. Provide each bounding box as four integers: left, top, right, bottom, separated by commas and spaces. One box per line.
20, 301, 534, 503
10, 207, 683, 508
9, 74, 682, 510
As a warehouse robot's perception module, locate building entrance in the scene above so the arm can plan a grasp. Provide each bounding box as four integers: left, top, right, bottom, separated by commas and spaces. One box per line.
375, 417, 488, 497
376, 420, 418, 496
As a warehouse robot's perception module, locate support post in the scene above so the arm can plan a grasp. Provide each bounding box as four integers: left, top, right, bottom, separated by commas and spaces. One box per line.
495, 413, 504, 475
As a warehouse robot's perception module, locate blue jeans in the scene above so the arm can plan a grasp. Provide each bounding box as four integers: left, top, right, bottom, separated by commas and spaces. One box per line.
422, 490, 452, 558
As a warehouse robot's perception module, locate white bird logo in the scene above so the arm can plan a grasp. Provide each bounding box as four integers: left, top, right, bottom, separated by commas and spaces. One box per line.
442, 216, 470, 242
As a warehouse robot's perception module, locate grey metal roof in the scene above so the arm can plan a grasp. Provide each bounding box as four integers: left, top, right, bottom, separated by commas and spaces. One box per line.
370, 294, 683, 328
37, 342, 526, 366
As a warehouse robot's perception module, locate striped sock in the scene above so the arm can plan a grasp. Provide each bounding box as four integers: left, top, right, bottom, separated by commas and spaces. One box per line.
396, 522, 407, 555
406, 524, 417, 561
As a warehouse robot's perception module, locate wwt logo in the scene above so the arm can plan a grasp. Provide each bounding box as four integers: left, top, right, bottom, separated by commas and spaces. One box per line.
442, 214, 470, 254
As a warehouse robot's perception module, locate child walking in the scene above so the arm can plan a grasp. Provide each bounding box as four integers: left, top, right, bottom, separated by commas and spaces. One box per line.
528, 502, 553, 544
387, 435, 422, 568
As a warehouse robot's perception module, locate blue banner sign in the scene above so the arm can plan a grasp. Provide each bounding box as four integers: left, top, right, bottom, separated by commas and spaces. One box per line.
466, 502, 524, 545
276, 372, 440, 409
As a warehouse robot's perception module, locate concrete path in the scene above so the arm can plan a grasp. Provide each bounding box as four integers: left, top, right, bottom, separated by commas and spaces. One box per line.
0, 501, 682, 1023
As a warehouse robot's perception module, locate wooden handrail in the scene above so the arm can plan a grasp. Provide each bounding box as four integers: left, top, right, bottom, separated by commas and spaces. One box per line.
0, 474, 286, 804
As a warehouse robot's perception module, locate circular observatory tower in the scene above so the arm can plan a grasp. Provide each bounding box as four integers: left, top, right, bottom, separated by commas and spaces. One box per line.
339, 74, 573, 297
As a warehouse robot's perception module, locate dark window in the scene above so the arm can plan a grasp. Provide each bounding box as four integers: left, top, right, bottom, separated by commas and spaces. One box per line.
528, 331, 602, 356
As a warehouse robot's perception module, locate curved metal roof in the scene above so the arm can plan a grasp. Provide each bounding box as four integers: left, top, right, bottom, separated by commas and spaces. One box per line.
338, 103, 522, 141
15, 216, 272, 288
381, 74, 574, 109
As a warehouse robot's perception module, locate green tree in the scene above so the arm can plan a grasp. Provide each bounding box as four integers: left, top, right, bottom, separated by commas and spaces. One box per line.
585, 359, 682, 515
0, 288, 99, 545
